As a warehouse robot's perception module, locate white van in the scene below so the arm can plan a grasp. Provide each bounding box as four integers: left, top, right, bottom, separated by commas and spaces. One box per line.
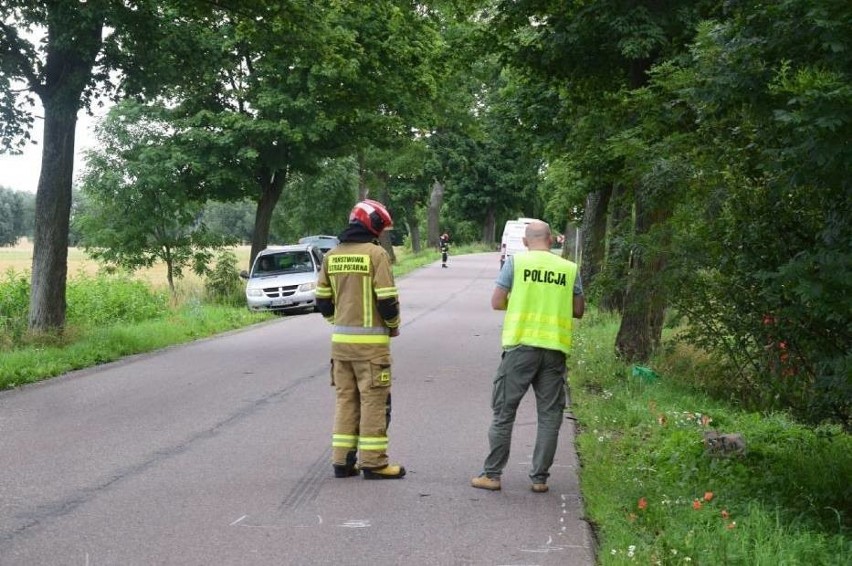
239, 244, 324, 314
499, 217, 536, 268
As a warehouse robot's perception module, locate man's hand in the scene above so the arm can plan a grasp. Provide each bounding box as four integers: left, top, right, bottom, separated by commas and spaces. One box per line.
389, 327, 400, 337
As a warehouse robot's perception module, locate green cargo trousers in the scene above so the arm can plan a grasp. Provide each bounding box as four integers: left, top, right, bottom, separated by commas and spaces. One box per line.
482, 346, 567, 484
331, 358, 392, 470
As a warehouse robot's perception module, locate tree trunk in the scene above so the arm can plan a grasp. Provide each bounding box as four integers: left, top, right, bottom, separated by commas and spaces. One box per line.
28, 101, 77, 331
426, 178, 444, 248
250, 169, 287, 266
407, 214, 421, 253
357, 151, 369, 201
165, 248, 176, 301
579, 186, 611, 287
27, 12, 103, 332
599, 184, 631, 313
615, 190, 670, 362
378, 184, 395, 263
482, 206, 496, 246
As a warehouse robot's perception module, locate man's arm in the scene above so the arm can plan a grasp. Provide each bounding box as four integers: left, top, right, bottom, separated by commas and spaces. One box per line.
316, 256, 335, 321
491, 286, 509, 311
573, 294, 585, 319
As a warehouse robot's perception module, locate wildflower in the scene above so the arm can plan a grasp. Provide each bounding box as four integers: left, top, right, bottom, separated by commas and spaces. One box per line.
638, 497, 648, 510
611, 549, 617, 555
721, 509, 730, 519
703, 491, 714, 502
627, 545, 636, 558
692, 499, 702, 510
727, 521, 737, 529
657, 414, 667, 426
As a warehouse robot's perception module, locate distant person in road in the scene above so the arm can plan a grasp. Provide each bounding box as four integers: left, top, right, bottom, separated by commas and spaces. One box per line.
316, 199, 406, 480
439, 233, 450, 268
471, 220, 584, 493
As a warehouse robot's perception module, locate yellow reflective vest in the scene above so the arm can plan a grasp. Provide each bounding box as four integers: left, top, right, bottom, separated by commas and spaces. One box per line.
502, 251, 578, 355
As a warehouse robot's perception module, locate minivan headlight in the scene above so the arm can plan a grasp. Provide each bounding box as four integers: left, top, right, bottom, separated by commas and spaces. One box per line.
247, 289, 263, 297
299, 282, 316, 292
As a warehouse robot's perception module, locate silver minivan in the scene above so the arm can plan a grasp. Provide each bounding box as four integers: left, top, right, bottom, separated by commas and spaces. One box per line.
240, 244, 324, 314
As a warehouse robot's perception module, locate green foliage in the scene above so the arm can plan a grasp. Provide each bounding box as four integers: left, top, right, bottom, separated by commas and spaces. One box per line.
0, 268, 30, 346
0, 269, 168, 351
201, 200, 255, 244
571, 314, 851, 565
76, 101, 235, 294
0, 304, 266, 389
0, 187, 28, 246
271, 157, 358, 241
66, 272, 168, 328
203, 250, 245, 306
654, 1, 852, 426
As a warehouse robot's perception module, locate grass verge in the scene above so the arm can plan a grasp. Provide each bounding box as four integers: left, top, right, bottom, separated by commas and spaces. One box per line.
570, 310, 851, 565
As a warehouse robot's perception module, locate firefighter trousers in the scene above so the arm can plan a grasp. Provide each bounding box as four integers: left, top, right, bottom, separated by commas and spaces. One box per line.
331, 358, 392, 469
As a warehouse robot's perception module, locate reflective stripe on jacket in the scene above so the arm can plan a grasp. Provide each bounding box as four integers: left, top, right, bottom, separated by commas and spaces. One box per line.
317, 242, 399, 360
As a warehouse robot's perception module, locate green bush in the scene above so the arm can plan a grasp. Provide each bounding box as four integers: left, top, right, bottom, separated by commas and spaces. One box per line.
66, 272, 168, 328
0, 269, 30, 346
204, 250, 245, 306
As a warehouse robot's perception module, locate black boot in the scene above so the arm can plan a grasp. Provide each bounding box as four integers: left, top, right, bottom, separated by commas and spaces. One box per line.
333, 450, 360, 478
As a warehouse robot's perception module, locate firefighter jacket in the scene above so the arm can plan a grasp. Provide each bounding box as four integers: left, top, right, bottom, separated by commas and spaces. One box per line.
502, 251, 578, 355
316, 239, 400, 361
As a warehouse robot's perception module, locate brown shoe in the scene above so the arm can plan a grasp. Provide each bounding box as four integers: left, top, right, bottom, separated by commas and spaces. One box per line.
531, 483, 549, 493
471, 475, 501, 491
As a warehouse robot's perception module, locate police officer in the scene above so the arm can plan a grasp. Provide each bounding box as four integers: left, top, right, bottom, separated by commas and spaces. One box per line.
471, 220, 584, 493
316, 199, 406, 480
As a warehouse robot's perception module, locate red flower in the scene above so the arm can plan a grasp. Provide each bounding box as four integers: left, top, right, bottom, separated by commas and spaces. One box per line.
703, 491, 714, 502
721, 509, 730, 519
726, 521, 737, 529
638, 497, 648, 510
692, 499, 702, 510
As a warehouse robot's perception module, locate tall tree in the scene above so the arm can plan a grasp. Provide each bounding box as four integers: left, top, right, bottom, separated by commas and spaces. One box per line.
0, 1, 240, 331
76, 102, 233, 297
486, 0, 718, 361
160, 1, 444, 267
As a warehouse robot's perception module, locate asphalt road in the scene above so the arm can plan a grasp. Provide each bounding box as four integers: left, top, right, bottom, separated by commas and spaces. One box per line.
0, 252, 595, 566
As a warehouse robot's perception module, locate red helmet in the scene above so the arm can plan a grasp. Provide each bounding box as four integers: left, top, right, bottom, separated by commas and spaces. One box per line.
349, 199, 393, 236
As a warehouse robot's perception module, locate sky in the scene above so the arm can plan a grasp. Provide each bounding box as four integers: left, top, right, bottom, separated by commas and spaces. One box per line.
0, 107, 104, 195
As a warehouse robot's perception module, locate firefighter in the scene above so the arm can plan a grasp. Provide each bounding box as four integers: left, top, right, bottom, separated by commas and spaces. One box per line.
316, 199, 406, 480
439, 233, 450, 268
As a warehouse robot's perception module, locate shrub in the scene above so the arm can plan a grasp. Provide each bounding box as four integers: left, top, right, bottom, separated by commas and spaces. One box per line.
66, 272, 168, 328
0, 269, 30, 347
204, 250, 245, 306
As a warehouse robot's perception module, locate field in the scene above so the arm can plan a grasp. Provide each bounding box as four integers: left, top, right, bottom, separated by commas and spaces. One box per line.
0, 239, 254, 293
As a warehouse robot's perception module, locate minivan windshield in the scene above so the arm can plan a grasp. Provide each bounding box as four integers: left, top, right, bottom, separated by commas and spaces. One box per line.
253, 251, 315, 277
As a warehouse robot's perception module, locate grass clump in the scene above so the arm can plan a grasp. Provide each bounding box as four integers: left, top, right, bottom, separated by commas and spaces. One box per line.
570, 310, 851, 565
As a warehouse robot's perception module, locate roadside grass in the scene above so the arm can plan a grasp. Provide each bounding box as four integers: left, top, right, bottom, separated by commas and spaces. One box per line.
570, 310, 851, 565
0, 244, 491, 389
